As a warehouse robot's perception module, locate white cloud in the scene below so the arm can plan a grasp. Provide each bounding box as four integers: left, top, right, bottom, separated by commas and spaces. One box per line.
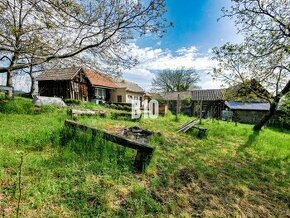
0, 73, 31, 92
1, 44, 222, 93
123, 44, 220, 90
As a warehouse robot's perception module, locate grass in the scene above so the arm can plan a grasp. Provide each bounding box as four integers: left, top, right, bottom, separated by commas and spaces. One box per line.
0, 97, 289, 217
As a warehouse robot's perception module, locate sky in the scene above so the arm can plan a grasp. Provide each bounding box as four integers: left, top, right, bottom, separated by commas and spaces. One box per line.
122, 0, 243, 90
0, 0, 243, 92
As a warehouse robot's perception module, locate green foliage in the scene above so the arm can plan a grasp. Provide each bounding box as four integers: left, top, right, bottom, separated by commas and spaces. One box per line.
117, 105, 124, 110
280, 93, 290, 113
0, 97, 290, 217
278, 93, 290, 128
123, 105, 131, 112
0, 97, 34, 114
110, 104, 117, 109
182, 96, 191, 106
64, 99, 81, 105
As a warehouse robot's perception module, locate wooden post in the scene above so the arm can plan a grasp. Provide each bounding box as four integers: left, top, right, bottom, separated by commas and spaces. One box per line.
176, 94, 180, 121
199, 100, 203, 124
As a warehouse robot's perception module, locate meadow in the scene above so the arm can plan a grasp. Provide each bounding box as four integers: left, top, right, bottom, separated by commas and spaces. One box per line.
0, 97, 289, 217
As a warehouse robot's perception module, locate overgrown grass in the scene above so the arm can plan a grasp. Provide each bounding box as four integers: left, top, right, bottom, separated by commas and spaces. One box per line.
0, 97, 289, 217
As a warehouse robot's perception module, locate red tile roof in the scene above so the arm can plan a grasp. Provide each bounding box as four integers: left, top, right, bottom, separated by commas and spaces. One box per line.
114, 79, 145, 93
84, 68, 117, 89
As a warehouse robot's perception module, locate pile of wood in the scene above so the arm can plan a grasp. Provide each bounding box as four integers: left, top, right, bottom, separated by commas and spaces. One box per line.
177, 119, 207, 138
177, 119, 198, 133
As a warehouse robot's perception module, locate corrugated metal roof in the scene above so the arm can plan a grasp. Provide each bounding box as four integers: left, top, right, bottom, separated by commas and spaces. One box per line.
225, 101, 270, 111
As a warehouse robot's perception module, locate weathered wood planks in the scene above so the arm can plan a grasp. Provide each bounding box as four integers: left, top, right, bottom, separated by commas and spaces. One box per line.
177, 119, 207, 138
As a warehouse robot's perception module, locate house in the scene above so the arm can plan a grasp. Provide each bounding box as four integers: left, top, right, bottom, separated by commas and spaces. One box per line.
85, 68, 117, 104
111, 80, 145, 103
37, 67, 116, 102
164, 89, 225, 118
37, 67, 146, 104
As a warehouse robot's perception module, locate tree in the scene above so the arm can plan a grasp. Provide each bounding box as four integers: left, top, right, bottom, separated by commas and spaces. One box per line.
152, 68, 199, 93
212, 0, 290, 131
0, 0, 168, 96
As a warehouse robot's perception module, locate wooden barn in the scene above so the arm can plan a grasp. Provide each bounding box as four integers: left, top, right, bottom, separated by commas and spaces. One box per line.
164, 89, 225, 118
37, 67, 116, 102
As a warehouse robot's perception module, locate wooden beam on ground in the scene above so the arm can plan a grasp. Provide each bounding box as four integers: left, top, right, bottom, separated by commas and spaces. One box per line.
177, 119, 207, 138
177, 119, 198, 133
68, 109, 107, 120
64, 120, 154, 172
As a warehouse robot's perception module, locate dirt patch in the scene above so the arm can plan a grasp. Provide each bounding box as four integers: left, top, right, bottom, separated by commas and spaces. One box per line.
176, 168, 199, 184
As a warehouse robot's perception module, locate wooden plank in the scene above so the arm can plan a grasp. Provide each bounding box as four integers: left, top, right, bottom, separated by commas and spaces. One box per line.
177, 119, 207, 138
178, 120, 193, 130
64, 120, 154, 153
177, 119, 198, 133
69, 109, 98, 116
182, 122, 196, 133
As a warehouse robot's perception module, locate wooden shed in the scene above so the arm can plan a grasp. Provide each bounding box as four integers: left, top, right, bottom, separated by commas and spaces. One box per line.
37, 67, 90, 101
164, 89, 225, 118
37, 67, 117, 102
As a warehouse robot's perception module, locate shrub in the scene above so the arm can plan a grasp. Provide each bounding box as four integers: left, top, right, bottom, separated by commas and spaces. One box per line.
123, 105, 132, 112
110, 104, 117, 109
64, 99, 81, 105
0, 97, 34, 114
117, 105, 124, 110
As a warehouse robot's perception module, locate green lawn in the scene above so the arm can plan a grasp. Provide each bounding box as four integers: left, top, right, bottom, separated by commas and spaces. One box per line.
0, 97, 289, 217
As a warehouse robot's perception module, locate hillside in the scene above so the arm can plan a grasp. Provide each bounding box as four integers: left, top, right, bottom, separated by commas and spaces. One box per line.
0, 98, 289, 217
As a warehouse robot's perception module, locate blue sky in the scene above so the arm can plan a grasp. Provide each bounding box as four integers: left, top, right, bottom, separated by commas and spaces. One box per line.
139, 0, 240, 52
122, 0, 243, 90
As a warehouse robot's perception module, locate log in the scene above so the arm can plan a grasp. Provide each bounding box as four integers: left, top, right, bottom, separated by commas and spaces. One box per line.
64, 120, 154, 172
69, 109, 98, 116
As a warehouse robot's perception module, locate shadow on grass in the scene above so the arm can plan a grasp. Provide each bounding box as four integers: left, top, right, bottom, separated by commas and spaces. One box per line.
238, 130, 260, 152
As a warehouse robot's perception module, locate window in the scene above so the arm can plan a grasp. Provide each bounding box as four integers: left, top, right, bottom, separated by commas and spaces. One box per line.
95, 88, 106, 100
117, 95, 122, 102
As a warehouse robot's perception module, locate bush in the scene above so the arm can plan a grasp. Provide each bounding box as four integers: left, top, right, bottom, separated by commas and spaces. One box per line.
117, 105, 124, 110
123, 105, 131, 112
64, 99, 81, 105
0, 97, 34, 114
110, 104, 117, 109
104, 104, 110, 108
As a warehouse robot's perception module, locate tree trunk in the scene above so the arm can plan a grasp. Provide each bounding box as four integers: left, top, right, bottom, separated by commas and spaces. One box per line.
30, 77, 35, 96
253, 101, 277, 131
254, 80, 290, 131
6, 70, 13, 98
28, 69, 35, 96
